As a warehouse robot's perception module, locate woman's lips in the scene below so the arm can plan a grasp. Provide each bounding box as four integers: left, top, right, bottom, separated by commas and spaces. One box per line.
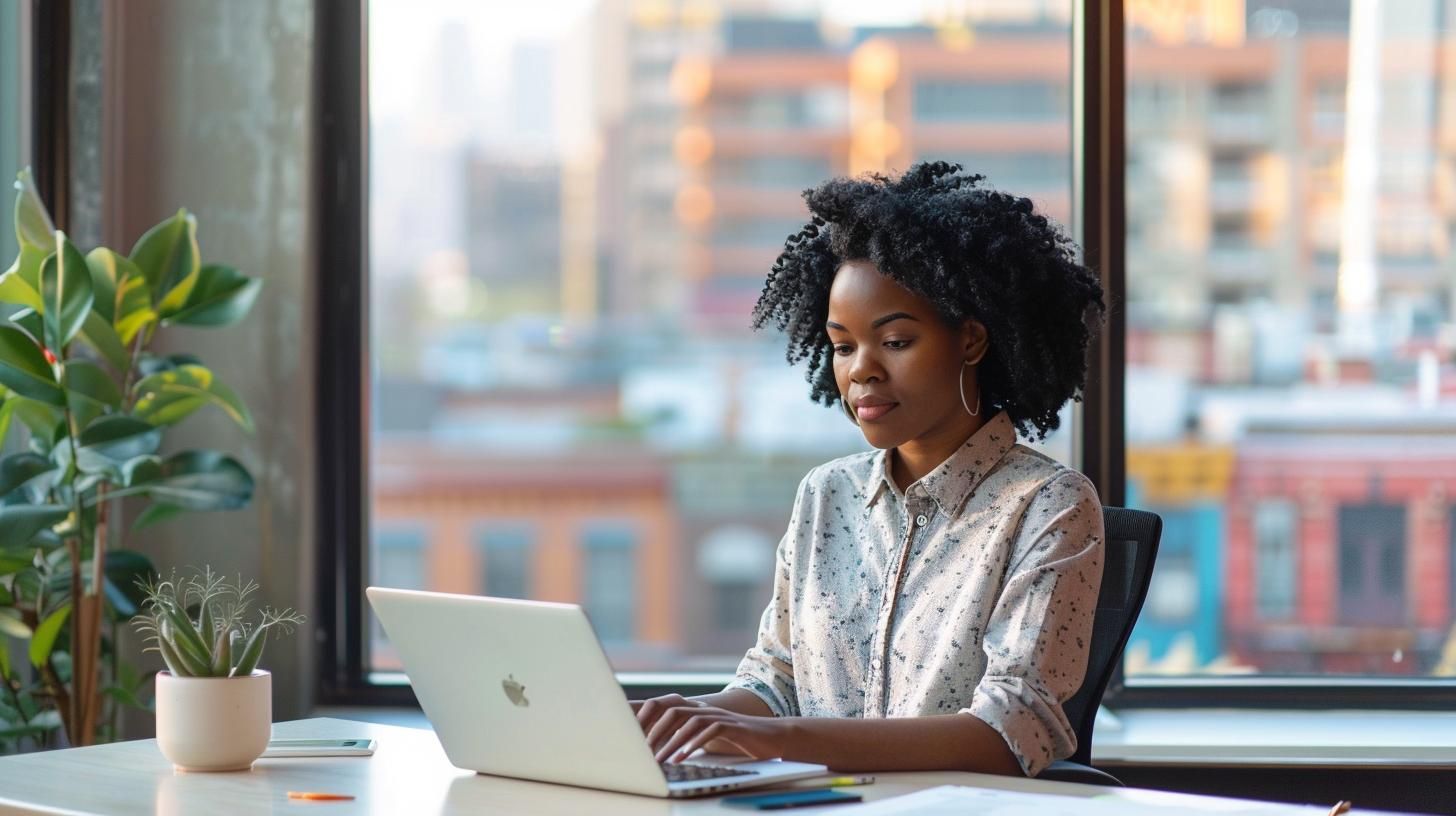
856, 402, 898, 422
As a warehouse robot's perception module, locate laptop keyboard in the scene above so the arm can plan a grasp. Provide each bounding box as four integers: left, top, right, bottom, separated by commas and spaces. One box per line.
660, 762, 760, 783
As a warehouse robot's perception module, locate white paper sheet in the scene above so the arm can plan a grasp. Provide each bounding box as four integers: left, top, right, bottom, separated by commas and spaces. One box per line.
847, 785, 1334, 816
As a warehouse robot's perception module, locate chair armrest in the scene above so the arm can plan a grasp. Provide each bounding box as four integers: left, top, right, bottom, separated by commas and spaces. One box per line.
1036, 760, 1124, 787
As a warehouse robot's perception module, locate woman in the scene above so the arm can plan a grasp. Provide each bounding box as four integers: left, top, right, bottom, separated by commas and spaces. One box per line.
635, 161, 1106, 777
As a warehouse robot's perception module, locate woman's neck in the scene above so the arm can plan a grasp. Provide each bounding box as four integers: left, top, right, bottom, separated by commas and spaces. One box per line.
890, 412, 986, 490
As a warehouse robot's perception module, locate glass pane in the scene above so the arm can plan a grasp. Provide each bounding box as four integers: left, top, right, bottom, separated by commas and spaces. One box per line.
478, 525, 533, 599
368, 1, 1076, 673
1125, 2, 1456, 678
0, 1, 22, 267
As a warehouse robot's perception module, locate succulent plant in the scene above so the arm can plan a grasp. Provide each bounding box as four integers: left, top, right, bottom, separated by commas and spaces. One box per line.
133, 569, 304, 678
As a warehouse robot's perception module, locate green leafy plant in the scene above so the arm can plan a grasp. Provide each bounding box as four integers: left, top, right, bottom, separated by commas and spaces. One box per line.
0, 168, 261, 750
134, 569, 303, 678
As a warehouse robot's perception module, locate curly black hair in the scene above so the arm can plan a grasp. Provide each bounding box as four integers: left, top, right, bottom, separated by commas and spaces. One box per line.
751, 160, 1104, 440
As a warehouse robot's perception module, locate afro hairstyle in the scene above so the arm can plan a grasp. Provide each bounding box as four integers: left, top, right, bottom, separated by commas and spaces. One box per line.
750, 160, 1105, 440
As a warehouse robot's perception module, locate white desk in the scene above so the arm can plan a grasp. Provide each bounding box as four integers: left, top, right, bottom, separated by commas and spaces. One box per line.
0, 717, 1399, 815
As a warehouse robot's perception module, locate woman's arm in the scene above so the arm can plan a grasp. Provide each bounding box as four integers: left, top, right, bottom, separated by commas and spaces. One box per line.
782, 713, 1020, 774
647, 707, 1021, 775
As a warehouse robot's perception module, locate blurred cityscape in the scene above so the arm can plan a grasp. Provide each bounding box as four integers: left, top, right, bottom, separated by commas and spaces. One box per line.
368, 0, 1456, 679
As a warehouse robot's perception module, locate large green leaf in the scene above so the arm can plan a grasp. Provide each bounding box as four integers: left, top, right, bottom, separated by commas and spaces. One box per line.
0, 244, 46, 311
0, 554, 29, 577
120, 454, 161, 487
132, 364, 253, 432
63, 359, 123, 409
137, 353, 201, 378
10, 397, 62, 441
75, 415, 161, 474
41, 233, 95, 352
84, 248, 126, 324
108, 450, 252, 510
0, 608, 30, 638
129, 210, 198, 314
0, 505, 68, 549
13, 169, 55, 252
88, 249, 155, 345
0, 396, 14, 450
103, 549, 155, 621
28, 604, 70, 668
77, 310, 130, 373
0, 452, 55, 500
163, 265, 262, 327
132, 502, 184, 532
9, 308, 42, 342
0, 326, 62, 405
115, 275, 156, 345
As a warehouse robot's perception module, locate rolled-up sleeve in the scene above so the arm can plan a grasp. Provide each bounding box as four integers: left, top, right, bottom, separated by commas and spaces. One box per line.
724, 472, 814, 717
962, 471, 1104, 776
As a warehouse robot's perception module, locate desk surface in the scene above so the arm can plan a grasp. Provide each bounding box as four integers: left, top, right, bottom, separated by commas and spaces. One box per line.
0, 717, 1396, 815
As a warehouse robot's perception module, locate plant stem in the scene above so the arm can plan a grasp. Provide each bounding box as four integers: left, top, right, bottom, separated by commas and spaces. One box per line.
64, 537, 82, 744
58, 369, 95, 747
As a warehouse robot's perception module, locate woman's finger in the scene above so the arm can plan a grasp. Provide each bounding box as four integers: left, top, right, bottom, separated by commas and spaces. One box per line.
636, 694, 687, 732
671, 721, 728, 763
644, 700, 712, 750
655, 713, 722, 763
646, 702, 706, 752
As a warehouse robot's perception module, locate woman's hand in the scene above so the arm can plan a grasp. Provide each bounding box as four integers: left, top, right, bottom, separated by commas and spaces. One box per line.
631, 694, 794, 763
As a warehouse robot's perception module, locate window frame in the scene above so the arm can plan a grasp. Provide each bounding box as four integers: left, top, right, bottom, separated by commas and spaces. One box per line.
312, 0, 1456, 710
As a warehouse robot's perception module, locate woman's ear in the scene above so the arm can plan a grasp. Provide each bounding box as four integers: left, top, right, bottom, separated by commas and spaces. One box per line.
962, 320, 989, 366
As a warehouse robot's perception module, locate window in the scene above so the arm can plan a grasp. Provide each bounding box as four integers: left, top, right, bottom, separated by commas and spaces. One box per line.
478, 526, 532, 599
370, 526, 427, 671
1337, 503, 1406, 628
1254, 500, 1297, 621
581, 524, 638, 643
1125, 5, 1456, 682
0, 2, 22, 268
359, 1, 1076, 683
913, 80, 1066, 123
697, 524, 775, 633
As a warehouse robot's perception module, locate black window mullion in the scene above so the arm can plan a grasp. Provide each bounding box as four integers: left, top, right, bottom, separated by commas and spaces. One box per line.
313, 0, 369, 704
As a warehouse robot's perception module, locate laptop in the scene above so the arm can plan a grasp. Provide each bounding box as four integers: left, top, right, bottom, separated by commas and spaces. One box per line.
366, 587, 829, 798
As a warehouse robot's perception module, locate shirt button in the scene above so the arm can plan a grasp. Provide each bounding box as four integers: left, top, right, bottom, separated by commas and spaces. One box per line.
915, 513, 929, 527
871, 657, 882, 670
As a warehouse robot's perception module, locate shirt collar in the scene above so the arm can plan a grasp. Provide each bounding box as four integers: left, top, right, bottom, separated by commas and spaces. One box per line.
862, 411, 1018, 515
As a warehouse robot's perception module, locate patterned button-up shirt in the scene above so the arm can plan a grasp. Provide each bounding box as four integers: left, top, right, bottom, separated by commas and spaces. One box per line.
726, 410, 1104, 776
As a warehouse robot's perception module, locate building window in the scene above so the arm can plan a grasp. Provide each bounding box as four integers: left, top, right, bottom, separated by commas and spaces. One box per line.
913, 80, 1065, 123
582, 523, 638, 643
370, 526, 428, 671
1253, 500, 1297, 621
697, 525, 775, 632
373, 526, 427, 590
478, 526, 532, 599
1338, 504, 1407, 627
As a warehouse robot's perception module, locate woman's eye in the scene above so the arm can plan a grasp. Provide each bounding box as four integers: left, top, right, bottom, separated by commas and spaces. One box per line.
833, 344, 853, 356
884, 339, 911, 350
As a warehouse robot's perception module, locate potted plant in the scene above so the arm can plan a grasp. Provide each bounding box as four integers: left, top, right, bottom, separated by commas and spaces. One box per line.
0, 168, 260, 751
135, 568, 304, 771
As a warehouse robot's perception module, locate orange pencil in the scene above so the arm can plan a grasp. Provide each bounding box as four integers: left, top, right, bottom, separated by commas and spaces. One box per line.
287, 791, 356, 801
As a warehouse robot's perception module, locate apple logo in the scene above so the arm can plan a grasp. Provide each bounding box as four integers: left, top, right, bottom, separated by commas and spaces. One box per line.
502, 674, 529, 708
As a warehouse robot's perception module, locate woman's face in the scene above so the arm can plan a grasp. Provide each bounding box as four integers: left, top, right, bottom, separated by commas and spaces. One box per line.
826, 259, 987, 450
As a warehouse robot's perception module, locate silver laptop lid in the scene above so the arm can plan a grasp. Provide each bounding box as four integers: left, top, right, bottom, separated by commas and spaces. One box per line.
366, 587, 669, 797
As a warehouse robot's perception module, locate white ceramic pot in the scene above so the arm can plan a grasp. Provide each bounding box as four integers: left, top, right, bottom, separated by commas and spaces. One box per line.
155, 670, 272, 772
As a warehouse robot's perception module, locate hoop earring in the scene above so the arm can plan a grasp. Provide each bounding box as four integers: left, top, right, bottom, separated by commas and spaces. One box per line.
841, 397, 859, 426
959, 361, 980, 417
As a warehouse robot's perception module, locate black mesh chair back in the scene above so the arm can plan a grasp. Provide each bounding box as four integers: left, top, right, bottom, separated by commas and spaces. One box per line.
1057, 506, 1162, 768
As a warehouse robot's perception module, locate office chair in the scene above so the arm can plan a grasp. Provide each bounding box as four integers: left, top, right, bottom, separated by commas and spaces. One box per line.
1036, 506, 1162, 787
